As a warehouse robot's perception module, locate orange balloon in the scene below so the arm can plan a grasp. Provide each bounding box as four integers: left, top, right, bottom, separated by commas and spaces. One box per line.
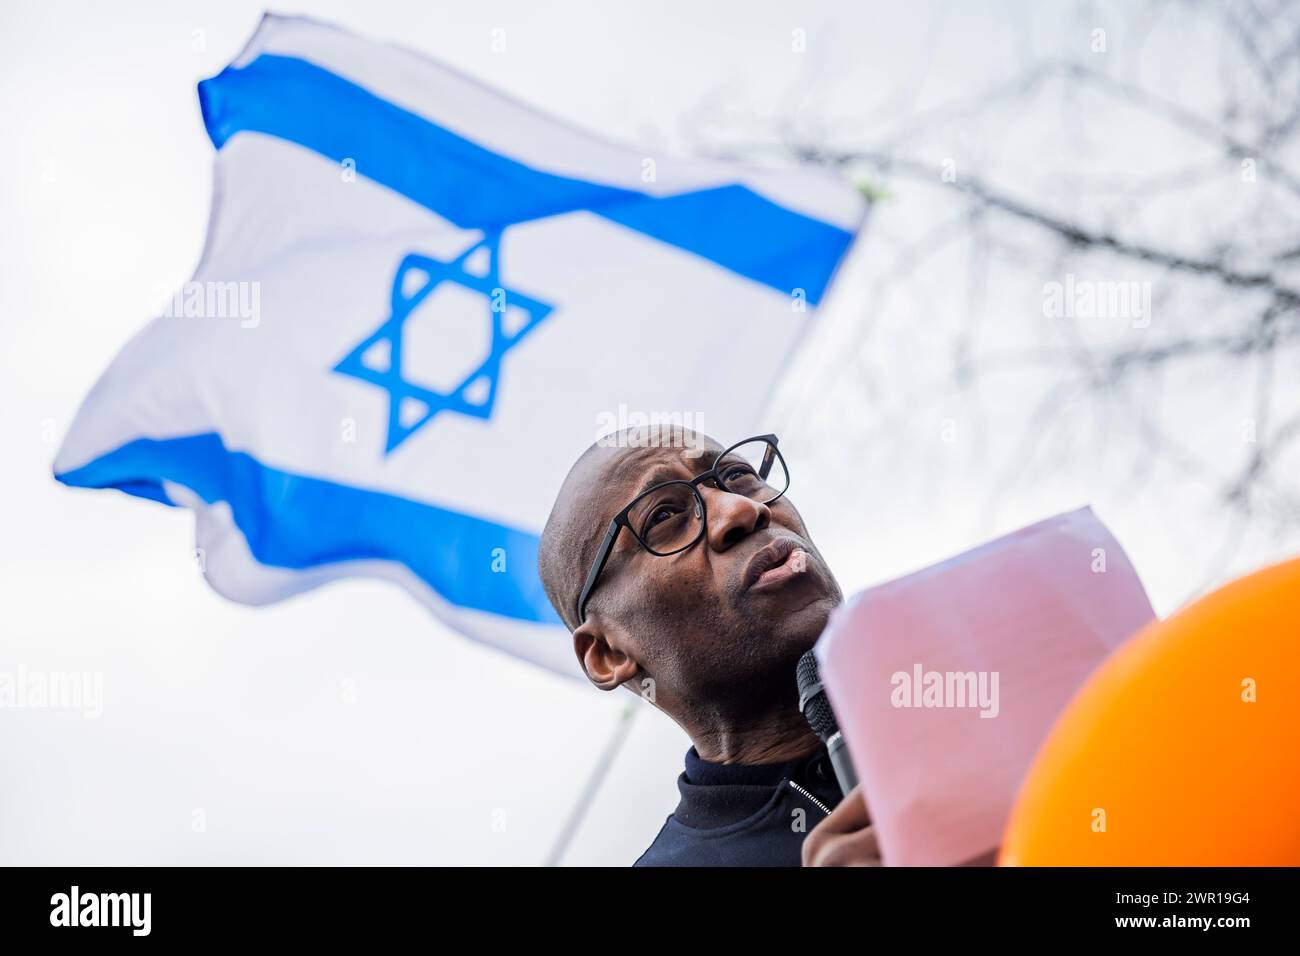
1000, 557, 1300, 865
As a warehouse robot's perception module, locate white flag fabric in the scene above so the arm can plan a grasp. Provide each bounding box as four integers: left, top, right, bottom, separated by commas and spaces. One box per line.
54, 14, 864, 675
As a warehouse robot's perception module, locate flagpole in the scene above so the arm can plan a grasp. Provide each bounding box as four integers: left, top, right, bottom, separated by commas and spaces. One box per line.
544, 700, 640, 866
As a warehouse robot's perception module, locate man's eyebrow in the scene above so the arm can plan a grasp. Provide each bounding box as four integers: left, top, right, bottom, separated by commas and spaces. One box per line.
630, 464, 696, 500
634, 447, 731, 497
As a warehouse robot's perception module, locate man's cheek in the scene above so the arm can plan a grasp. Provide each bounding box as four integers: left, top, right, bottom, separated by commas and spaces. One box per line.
808, 551, 842, 595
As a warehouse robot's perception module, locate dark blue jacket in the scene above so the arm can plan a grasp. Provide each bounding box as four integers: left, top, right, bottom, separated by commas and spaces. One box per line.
634, 743, 843, 866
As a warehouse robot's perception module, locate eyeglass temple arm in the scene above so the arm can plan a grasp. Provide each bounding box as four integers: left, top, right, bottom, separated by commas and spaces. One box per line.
758, 435, 778, 479
576, 519, 621, 623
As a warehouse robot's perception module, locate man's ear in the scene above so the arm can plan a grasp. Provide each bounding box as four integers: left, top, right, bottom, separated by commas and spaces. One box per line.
573, 616, 640, 691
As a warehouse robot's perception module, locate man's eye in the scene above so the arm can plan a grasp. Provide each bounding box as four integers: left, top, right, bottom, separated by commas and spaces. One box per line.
647, 505, 679, 527
723, 465, 756, 483
638, 502, 686, 540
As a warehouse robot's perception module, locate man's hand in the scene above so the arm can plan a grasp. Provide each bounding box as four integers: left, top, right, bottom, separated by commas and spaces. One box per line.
801, 785, 882, 866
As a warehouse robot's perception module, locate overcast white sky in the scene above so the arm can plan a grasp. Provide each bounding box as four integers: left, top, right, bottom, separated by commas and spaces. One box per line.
3, 0, 1295, 865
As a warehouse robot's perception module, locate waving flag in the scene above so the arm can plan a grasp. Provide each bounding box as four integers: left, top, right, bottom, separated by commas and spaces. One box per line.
54, 14, 864, 674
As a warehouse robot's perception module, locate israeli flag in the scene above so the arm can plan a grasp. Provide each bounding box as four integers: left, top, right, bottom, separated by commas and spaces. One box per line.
54, 15, 864, 675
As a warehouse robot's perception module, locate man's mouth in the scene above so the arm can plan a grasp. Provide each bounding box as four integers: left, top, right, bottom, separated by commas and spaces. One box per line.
742, 537, 811, 593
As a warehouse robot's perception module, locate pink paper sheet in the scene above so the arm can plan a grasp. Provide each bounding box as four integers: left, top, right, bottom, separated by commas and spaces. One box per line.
815, 506, 1155, 866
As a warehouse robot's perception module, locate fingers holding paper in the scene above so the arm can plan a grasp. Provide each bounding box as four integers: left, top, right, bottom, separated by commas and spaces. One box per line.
802, 785, 882, 867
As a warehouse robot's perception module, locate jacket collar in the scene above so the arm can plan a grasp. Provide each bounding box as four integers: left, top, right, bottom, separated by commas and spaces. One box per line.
673, 742, 836, 828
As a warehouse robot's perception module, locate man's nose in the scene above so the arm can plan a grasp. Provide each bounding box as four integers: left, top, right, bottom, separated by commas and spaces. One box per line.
701, 485, 770, 551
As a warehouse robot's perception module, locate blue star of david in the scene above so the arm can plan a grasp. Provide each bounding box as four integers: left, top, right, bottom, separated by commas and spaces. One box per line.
333, 230, 554, 454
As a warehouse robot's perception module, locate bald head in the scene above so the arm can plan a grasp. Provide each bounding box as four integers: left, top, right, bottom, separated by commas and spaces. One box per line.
539, 426, 716, 631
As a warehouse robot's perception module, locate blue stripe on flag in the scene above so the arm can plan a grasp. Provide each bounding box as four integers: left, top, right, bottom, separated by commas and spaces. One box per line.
198, 53, 854, 305
55, 434, 561, 625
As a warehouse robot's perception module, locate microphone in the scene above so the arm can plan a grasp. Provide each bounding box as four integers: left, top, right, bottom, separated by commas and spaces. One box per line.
796, 649, 858, 797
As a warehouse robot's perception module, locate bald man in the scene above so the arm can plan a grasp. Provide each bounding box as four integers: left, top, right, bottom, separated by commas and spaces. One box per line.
538, 427, 879, 866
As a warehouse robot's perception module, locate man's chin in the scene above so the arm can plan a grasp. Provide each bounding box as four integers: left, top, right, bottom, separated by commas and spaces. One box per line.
763, 587, 841, 654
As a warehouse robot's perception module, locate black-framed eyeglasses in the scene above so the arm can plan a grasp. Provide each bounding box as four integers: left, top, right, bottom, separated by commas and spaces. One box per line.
575, 434, 789, 623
